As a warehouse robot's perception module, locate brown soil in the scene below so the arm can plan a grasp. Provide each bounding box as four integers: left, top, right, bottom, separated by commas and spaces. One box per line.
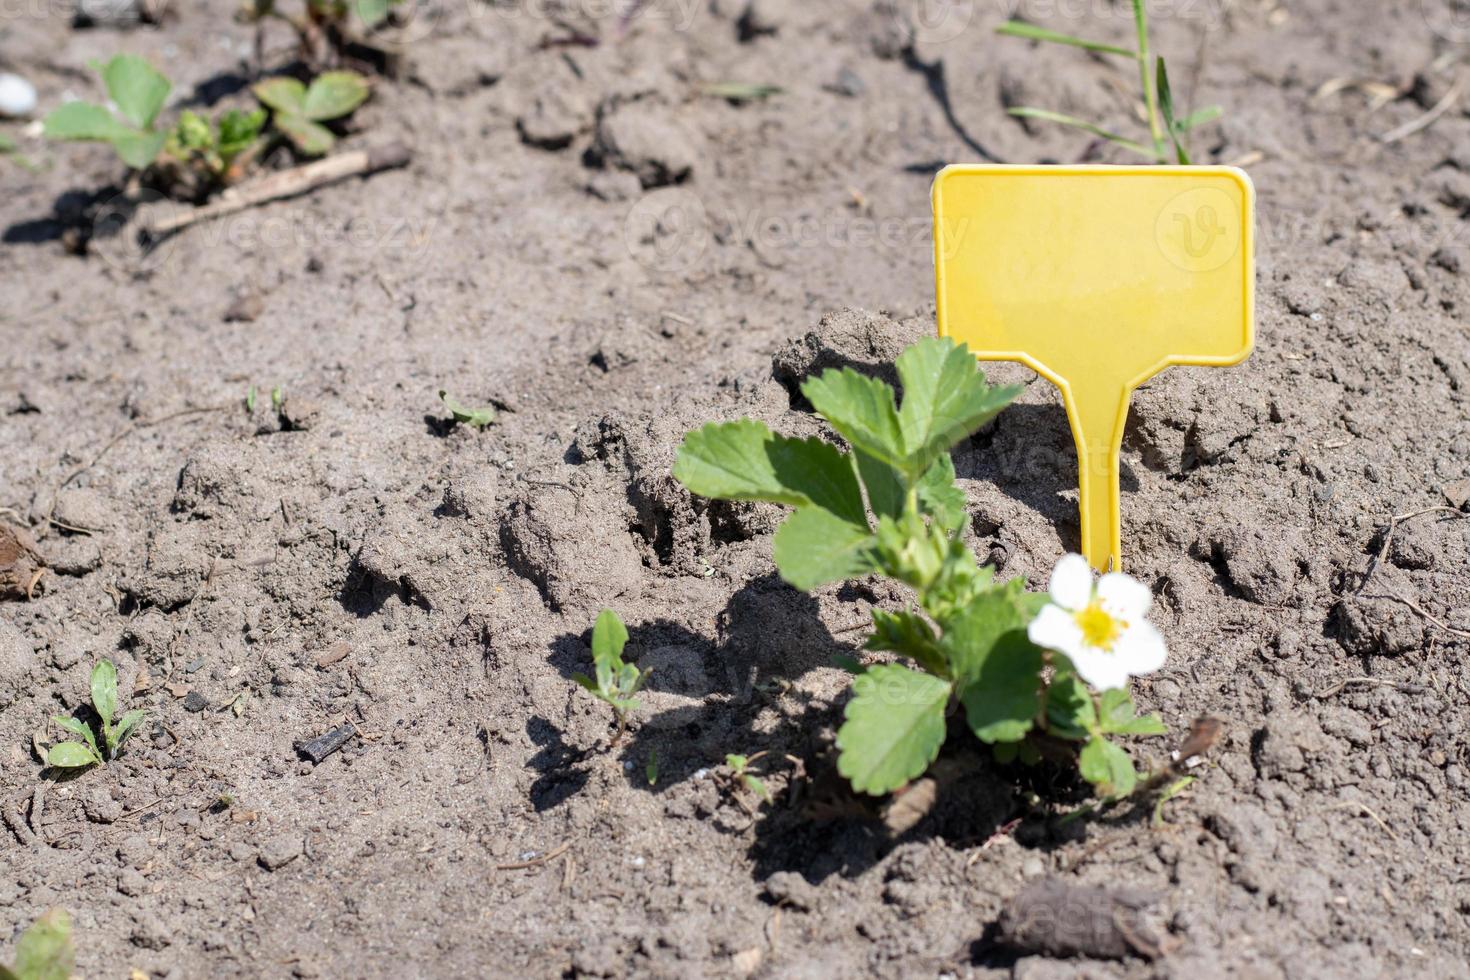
4, 1, 1470, 977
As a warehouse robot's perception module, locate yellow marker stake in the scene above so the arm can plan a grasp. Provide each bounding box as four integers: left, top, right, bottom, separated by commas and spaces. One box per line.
933, 165, 1254, 572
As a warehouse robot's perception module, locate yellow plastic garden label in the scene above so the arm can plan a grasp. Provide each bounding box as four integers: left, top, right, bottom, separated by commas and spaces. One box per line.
932, 165, 1255, 572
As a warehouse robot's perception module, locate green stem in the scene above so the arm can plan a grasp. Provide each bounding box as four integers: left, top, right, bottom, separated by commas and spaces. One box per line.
1132, 0, 1166, 162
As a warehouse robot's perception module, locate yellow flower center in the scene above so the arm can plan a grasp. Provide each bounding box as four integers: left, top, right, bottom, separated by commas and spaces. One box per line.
1074, 601, 1124, 650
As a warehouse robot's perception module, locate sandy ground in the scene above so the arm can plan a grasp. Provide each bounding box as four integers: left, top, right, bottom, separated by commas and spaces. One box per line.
3, 0, 1470, 976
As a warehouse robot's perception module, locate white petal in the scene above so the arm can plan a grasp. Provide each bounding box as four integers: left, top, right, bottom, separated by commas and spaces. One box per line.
1097, 572, 1152, 622
1028, 604, 1083, 658
1068, 647, 1132, 691
1047, 554, 1093, 610
1115, 621, 1167, 675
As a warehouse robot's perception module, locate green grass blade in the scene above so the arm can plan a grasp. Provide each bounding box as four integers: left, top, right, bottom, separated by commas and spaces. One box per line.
1006, 107, 1158, 159
1156, 57, 1190, 164
995, 20, 1136, 58
1131, 0, 1166, 158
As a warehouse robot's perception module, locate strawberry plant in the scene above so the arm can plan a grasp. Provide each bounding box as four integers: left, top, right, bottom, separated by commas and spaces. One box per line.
253, 71, 370, 156
672, 337, 1170, 798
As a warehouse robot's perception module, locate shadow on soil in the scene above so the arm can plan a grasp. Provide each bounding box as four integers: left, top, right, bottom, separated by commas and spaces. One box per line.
532, 571, 1104, 886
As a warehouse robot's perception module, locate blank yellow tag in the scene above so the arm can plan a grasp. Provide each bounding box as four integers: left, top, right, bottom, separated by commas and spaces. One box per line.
932, 165, 1255, 572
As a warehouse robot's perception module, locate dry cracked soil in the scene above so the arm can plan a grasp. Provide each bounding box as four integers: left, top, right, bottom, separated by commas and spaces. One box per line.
3, 0, 1470, 977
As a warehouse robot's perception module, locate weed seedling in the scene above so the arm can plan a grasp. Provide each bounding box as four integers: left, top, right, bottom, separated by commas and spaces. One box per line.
438, 390, 497, 430
723, 752, 771, 803
48, 659, 146, 770
253, 71, 369, 155
674, 337, 1170, 798
998, 0, 1222, 163
573, 610, 649, 747
645, 748, 659, 786
0, 909, 74, 980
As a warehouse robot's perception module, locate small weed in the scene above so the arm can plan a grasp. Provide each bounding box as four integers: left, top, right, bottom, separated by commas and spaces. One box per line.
723, 752, 771, 803
245, 385, 258, 414
0, 909, 74, 980
573, 610, 649, 747
48, 659, 146, 770
645, 748, 659, 786
238, 0, 405, 72
998, 0, 1222, 163
438, 390, 497, 430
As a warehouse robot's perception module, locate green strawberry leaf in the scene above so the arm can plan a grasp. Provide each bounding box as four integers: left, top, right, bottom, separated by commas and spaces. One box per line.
959, 630, 1044, 743
836, 664, 952, 795
801, 368, 906, 473
939, 577, 1029, 683
591, 608, 628, 692
42, 102, 131, 141
1045, 669, 1097, 740
112, 129, 167, 169
275, 113, 335, 156
100, 54, 171, 129
772, 506, 878, 591
1080, 735, 1138, 797
12, 909, 74, 980
303, 71, 370, 122
895, 337, 1020, 480
253, 77, 307, 116
673, 420, 867, 525
916, 454, 966, 533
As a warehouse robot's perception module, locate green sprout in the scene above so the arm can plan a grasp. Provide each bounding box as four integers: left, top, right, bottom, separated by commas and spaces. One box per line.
998, 0, 1223, 164
673, 337, 1168, 799
724, 753, 771, 803
645, 748, 659, 786
164, 106, 267, 183
48, 660, 146, 770
0, 909, 74, 980
438, 390, 497, 430
239, 0, 405, 71
573, 610, 650, 747
253, 71, 370, 156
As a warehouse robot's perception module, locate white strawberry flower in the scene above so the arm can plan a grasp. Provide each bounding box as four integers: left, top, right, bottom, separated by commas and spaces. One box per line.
1027, 554, 1166, 691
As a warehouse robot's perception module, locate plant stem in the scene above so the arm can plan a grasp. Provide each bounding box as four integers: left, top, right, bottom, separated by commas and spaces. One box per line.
1132, 0, 1166, 162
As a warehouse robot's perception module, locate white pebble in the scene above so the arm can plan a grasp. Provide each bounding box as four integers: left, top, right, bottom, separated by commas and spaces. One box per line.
693, 768, 709, 780
0, 73, 37, 118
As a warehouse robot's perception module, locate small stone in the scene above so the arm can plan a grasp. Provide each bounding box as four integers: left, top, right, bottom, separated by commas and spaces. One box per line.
227, 842, 256, 863
183, 690, 210, 713
830, 68, 866, 97
258, 833, 303, 870
83, 788, 124, 824
0, 72, 37, 117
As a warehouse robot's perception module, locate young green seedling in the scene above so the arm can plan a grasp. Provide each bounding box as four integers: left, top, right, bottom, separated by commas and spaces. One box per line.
723, 752, 771, 803
573, 609, 649, 747
165, 107, 267, 184
48, 659, 146, 770
438, 390, 496, 430
674, 337, 1170, 799
253, 70, 369, 155
43, 54, 172, 169
42, 54, 267, 191
0, 909, 74, 980
998, 0, 1222, 163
